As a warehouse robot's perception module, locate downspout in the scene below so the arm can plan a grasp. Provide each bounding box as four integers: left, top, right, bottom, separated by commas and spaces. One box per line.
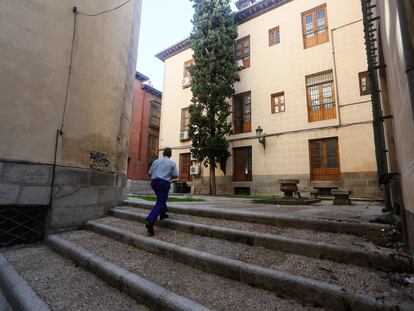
331, 28, 341, 126
360, 0, 392, 211
138, 85, 147, 177
331, 19, 363, 126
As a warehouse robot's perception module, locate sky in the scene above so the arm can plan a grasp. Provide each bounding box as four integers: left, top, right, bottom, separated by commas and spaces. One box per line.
136, 0, 238, 91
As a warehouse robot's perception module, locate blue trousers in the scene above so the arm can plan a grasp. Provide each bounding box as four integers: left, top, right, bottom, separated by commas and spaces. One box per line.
146, 179, 170, 223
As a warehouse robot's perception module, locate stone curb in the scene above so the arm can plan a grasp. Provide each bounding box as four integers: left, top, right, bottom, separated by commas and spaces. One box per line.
86, 220, 414, 311
46, 235, 211, 311
110, 208, 412, 272
0, 255, 49, 311
123, 201, 391, 235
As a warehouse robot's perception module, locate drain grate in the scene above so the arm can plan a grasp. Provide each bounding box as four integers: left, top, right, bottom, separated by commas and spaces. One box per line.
0, 205, 48, 248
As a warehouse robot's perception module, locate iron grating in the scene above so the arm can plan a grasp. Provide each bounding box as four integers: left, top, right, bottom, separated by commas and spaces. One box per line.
0, 205, 48, 248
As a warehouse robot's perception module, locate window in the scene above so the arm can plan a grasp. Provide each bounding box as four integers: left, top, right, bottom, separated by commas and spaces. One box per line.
302, 4, 329, 48
359, 71, 371, 96
234, 36, 250, 68
306, 70, 336, 122
183, 59, 194, 78
147, 134, 159, 167
233, 92, 251, 134
309, 137, 341, 181
149, 101, 161, 128
182, 60, 194, 88
181, 108, 190, 132
179, 153, 192, 182
271, 92, 285, 113
233, 147, 252, 182
269, 27, 280, 46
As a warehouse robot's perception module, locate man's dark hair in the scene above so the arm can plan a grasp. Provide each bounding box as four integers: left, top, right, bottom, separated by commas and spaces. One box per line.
163, 147, 172, 157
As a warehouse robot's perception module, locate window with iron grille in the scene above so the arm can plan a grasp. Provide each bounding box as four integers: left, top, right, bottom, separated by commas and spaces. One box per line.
271, 92, 285, 113
306, 70, 336, 122
309, 137, 341, 181
269, 27, 280, 46
233, 146, 252, 182
0, 205, 47, 248
359, 71, 371, 96
234, 36, 250, 68
302, 4, 329, 49
233, 92, 251, 134
149, 101, 161, 128
181, 108, 190, 132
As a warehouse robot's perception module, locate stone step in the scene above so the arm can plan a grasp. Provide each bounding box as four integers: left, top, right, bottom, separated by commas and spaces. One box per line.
111, 207, 411, 272
84, 219, 414, 311
1, 246, 150, 311
52, 230, 325, 311
123, 202, 391, 235
0, 254, 49, 311
92, 216, 414, 301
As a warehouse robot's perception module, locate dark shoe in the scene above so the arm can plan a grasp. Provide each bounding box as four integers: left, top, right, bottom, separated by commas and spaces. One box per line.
160, 213, 169, 220
145, 222, 154, 236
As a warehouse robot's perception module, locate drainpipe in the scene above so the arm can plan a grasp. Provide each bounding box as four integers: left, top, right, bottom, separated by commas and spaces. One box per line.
360, 0, 393, 211
137, 83, 146, 178
331, 20, 363, 127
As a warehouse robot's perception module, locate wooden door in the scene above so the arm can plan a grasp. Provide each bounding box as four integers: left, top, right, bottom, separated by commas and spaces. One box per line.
179, 153, 192, 182
309, 138, 341, 180
233, 147, 252, 182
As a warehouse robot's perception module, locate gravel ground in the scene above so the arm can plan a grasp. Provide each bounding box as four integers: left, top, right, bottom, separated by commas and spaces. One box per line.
60, 230, 325, 311
95, 216, 414, 302
3, 245, 149, 311
120, 206, 391, 254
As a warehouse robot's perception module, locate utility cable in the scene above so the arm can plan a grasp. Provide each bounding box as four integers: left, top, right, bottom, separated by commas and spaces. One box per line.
77, 0, 132, 17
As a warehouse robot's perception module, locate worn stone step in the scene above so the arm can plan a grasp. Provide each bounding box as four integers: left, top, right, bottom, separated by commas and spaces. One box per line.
123, 202, 391, 236
111, 207, 411, 272
47, 235, 210, 311
1, 246, 150, 311
85, 219, 414, 311
92, 216, 414, 302
53, 230, 324, 311
0, 254, 49, 311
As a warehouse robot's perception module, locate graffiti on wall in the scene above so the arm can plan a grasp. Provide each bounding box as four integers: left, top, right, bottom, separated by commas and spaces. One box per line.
89, 152, 110, 169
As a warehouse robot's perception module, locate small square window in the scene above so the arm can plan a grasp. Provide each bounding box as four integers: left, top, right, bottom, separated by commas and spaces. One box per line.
271, 92, 285, 113
359, 71, 371, 96
269, 27, 280, 46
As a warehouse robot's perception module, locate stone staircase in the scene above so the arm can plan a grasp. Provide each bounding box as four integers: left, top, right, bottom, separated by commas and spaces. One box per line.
1, 201, 413, 311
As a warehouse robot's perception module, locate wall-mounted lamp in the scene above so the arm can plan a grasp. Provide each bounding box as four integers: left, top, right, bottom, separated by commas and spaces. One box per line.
255, 126, 266, 149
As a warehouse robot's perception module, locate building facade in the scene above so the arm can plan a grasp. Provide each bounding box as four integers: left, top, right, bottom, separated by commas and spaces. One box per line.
157, 0, 380, 197
360, 0, 414, 255
0, 0, 142, 237
127, 72, 162, 190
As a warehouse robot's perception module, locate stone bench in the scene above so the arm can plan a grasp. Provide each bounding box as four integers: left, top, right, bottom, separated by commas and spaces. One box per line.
331, 189, 352, 205
295, 188, 318, 199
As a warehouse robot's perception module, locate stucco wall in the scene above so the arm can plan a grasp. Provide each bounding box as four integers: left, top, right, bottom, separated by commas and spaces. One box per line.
159, 0, 379, 197
0, 0, 142, 172
0, 0, 142, 228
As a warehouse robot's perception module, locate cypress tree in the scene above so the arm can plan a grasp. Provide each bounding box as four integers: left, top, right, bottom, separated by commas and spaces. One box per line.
189, 0, 239, 195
